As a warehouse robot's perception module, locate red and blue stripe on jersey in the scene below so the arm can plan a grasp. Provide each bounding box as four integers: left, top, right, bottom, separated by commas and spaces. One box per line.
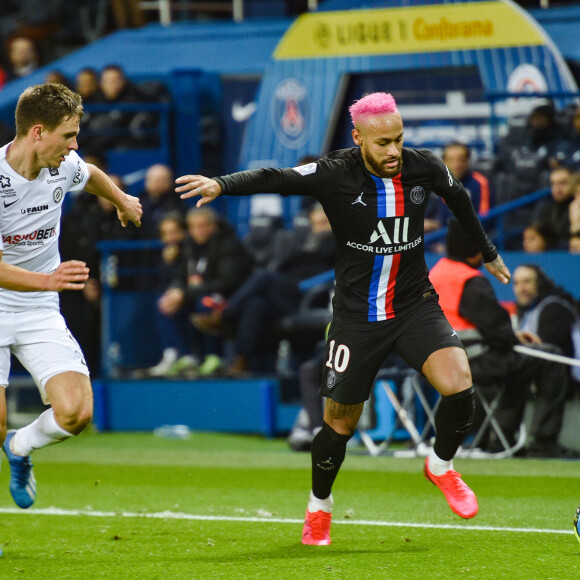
368, 173, 405, 321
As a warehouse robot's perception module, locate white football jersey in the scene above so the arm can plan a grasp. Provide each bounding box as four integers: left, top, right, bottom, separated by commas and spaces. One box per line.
0, 144, 89, 311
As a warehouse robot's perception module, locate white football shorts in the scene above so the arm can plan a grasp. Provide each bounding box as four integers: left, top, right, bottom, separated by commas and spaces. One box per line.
0, 307, 90, 404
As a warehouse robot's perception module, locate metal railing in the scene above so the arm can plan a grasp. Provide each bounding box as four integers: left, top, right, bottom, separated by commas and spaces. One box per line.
138, 0, 319, 25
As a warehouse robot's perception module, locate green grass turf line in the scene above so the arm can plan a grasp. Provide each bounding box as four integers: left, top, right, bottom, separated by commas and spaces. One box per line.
0, 431, 577, 579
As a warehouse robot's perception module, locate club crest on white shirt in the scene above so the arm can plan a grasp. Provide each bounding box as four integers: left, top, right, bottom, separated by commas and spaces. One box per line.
53, 187, 63, 203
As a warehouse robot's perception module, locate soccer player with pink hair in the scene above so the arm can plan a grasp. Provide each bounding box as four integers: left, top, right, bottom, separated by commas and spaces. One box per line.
176, 91, 511, 545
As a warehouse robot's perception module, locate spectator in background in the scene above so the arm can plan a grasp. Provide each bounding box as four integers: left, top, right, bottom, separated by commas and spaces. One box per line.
148, 207, 253, 377
0, 1, 64, 48
3, 36, 40, 82
567, 171, 580, 242
425, 142, 491, 232
492, 101, 562, 237
552, 104, 580, 171
80, 64, 152, 155
513, 264, 579, 397
138, 163, 188, 239
75, 67, 100, 102
192, 203, 335, 376
156, 211, 187, 284
529, 165, 573, 246
522, 220, 559, 253
75, 67, 102, 154
429, 219, 572, 458
44, 69, 72, 88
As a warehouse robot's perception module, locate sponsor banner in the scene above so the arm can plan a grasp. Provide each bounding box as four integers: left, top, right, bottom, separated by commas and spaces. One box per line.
274, 1, 545, 60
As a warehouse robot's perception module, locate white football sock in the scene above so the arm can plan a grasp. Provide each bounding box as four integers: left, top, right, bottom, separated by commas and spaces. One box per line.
10, 408, 73, 457
308, 490, 333, 513
428, 448, 453, 476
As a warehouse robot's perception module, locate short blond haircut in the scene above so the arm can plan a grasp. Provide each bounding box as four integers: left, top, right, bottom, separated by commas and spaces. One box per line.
15, 82, 83, 138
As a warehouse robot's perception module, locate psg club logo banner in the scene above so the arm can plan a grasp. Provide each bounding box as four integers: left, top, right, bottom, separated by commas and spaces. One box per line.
271, 77, 309, 150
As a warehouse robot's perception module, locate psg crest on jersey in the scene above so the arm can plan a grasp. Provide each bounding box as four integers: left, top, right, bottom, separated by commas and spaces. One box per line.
410, 186, 425, 205
272, 77, 309, 150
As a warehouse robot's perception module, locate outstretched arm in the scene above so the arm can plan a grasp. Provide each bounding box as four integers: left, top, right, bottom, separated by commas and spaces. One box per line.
84, 163, 143, 227
0, 255, 89, 292
175, 175, 222, 207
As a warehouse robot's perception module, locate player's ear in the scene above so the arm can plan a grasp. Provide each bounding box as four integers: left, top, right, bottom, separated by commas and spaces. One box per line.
352, 128, 362, 146
32, 125, 43, 141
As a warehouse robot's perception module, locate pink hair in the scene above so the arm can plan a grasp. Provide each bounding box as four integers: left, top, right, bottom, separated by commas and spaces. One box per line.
349, 92, 398, 127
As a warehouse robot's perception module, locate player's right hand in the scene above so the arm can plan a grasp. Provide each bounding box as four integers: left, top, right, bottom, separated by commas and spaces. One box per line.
48, 260, 90, 292
117, 193, 143, 228
175, 175, 222, 207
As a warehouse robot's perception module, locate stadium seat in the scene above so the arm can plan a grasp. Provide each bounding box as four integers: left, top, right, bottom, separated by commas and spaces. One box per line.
358, 370, 526, 459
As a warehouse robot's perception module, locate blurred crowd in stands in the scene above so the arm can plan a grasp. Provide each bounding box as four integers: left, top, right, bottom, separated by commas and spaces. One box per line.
0, 0, 579, 458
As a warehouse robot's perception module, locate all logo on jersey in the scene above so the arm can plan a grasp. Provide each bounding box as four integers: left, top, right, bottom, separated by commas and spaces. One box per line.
410, 186, 425, 205
53, 187, 63, 203
49, 167, 59, 176
3, 199, 19, 208
369, 218, 409, 244
0, 175, 11, 188
346, 217, 421, 255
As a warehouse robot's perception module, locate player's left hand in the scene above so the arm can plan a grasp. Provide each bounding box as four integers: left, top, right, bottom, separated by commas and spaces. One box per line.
117, 193, 143, 228
484, 254, 511, 284
175, 175, 222, 207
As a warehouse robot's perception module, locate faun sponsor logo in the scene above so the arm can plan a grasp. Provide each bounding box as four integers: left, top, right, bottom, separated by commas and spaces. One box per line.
21, 205, 48, 215
3, 227, 56, 245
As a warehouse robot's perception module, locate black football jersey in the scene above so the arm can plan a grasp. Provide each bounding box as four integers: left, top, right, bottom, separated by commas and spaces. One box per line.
216, 147, 496, 321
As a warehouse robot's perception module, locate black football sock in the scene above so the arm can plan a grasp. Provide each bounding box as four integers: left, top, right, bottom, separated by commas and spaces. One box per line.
433, 387, 475, 461
311, 421, 352, 499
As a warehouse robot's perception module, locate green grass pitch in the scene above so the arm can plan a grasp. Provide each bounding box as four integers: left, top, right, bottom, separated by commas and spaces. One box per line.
0, 430, 578, 579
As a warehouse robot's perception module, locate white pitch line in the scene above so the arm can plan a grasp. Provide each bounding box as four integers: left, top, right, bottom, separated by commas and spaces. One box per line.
0, 507, 572, 536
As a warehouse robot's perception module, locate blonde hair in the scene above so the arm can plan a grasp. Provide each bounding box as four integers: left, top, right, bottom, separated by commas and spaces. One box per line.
15, 83, 83, 138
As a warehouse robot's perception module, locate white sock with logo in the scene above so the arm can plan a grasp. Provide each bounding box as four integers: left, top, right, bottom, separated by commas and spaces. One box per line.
428, 448, 453, 476
308, 490, 333, 513
10, 408, 73, 457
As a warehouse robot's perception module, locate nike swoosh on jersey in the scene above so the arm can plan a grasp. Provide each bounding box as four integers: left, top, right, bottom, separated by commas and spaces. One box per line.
3, 199, 19, 208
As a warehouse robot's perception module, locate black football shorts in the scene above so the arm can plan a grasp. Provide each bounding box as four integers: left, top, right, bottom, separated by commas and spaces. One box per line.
319, 294, 464, 404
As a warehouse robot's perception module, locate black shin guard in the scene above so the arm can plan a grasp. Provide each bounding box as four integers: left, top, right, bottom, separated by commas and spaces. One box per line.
311, 421, 352, 499
433, 387, 475, 461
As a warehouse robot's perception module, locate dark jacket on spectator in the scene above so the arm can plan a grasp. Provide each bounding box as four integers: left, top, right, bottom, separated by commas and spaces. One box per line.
171, 220, 253, 304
